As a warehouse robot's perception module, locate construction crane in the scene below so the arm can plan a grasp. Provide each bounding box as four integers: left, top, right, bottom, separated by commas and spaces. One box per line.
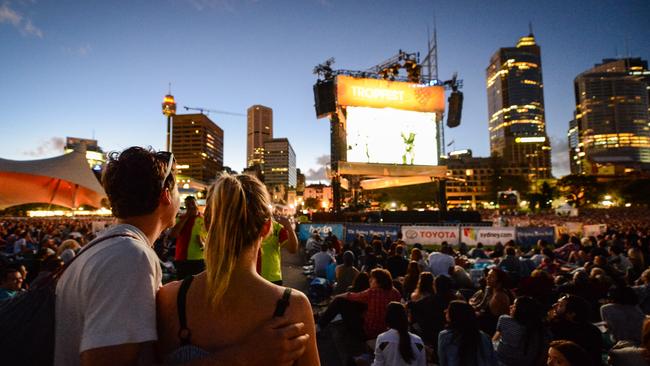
183, 106, 245, 117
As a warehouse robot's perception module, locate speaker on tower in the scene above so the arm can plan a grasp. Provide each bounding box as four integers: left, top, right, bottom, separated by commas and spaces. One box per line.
313, 80, 336, 118
446, 91, 463, 128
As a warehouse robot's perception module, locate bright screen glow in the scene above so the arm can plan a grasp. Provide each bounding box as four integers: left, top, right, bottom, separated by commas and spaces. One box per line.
346, 106, 438, 166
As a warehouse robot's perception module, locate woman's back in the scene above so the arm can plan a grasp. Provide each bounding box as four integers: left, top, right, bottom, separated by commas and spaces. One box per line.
157, 272, 317, 364
373, 329, 426, 366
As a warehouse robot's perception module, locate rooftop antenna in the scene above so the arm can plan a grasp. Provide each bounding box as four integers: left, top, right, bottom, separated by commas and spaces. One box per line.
528, 21, 534, 35
168, 82, 172, 94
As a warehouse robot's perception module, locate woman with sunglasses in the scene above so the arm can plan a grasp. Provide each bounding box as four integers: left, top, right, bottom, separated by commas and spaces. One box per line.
156, 173, 319, 365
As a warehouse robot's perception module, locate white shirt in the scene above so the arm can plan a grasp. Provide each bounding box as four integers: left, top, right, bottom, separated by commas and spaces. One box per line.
372, 328, 426, 366
54, 224, 162, 366
427, 252, 455, 277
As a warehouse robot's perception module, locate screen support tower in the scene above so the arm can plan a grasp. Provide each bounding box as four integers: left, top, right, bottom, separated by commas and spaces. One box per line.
421, 21, 444, 160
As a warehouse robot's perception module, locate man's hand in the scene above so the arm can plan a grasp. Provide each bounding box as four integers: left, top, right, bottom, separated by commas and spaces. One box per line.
194, 317, 309, 366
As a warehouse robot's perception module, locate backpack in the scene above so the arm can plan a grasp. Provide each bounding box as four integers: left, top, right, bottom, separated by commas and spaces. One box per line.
0, 233, 134, 365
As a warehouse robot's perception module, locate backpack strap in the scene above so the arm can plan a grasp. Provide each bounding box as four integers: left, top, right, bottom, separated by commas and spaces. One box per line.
177, 276, 195, 346
273, 288, 292, 318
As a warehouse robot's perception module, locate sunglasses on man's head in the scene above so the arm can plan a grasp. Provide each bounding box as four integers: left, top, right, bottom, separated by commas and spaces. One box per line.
157, 151, 175, 191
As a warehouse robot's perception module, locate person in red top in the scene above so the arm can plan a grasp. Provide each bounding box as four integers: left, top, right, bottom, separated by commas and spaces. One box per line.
346, 269, 402, 339
317, 269, 401, 341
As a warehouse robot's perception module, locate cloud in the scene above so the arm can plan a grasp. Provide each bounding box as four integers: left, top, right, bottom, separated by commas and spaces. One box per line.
23, 137, 65, 157
22, 18, 42, 37
183, 0, 237, 11
63, 44, 92, 56
0, 2, 43, 38
550, 135, 571, 177
305, 154, 330, 182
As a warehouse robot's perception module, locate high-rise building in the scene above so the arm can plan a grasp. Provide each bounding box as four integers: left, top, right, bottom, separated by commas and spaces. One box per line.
247, 105, 273, 167
571, 58, 650, 175
263, 138, 296, 188
567, 119, 580, 174
171, 113, 224, 184
486, 32, 552, 181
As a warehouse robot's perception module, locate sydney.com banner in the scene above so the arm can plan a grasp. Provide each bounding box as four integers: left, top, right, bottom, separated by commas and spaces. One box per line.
461, 227, 516, 246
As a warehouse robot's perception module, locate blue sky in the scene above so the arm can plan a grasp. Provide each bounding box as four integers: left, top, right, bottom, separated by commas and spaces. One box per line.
1, 0, 648, 181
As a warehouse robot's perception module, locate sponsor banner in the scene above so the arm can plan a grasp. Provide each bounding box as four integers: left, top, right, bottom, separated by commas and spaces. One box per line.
345, 224, 400, 244
401, 226, 460, 245
555, 222, 583, 237
515, 227, 555, 249
583, 224, 607, 237
461, 227, 516, 246
336, 75, 445, 113
297, 223, 344, 243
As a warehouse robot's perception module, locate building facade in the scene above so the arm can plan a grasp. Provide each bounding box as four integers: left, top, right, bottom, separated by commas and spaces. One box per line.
486, 33, 552, 181
247, 105, 273, 167
571, 58, 650, 175
263, 138, 297, 188
171, 113, 224, 184
64, 137, 105, 173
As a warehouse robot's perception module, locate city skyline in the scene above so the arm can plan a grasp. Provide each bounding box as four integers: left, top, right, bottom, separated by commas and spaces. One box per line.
1, 0, 648, 181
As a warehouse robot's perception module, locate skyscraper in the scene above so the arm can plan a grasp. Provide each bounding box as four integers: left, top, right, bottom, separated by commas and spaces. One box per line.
263, 138, 296, 188
486, 32, 552, 181
171, 113, 224, 183
247, 105, 273, 167
571, 58, 650, 175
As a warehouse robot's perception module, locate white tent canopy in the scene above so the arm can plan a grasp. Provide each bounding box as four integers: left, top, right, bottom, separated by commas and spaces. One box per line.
0, 149, 106, 209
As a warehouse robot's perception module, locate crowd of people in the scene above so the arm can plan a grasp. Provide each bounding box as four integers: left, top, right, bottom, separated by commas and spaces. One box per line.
1, 145, 650, 365
308, 215, 650, 365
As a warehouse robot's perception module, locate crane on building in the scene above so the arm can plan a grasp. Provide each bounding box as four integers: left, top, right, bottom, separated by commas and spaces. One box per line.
183, 106, 245, 117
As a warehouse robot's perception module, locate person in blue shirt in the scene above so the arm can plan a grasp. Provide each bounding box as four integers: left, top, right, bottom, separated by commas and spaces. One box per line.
438, 300, 498, 366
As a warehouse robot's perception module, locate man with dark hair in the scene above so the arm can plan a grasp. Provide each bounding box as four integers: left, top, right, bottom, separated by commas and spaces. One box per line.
54, 147, 308, 366
385, 245, 408, 279
548, 294, 603, 366
0, 266, 23, 301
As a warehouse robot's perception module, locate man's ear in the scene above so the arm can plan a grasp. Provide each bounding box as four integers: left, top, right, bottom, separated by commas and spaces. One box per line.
160, 188, 172, 206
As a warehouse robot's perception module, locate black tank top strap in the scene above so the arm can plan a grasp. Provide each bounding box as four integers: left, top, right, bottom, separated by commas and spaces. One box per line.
177, 276, 195, 345
273, 288, 293, 317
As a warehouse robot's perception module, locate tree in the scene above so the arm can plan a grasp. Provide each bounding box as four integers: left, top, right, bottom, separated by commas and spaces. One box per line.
620, 178, 650, 205
557, 174, 601, 207
304, 197, 321, 210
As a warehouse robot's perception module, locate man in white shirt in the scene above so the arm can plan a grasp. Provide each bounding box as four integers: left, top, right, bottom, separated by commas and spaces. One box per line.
427, 246, 455, 277
311, 243, 335, 278
54, 147, 309, 366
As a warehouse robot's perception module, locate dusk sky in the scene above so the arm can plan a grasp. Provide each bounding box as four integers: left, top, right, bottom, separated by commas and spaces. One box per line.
2, 0, 648, 181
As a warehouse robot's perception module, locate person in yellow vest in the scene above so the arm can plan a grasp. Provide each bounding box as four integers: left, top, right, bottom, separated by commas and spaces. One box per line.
257, 215, 298, 285
170, 196, 207, 278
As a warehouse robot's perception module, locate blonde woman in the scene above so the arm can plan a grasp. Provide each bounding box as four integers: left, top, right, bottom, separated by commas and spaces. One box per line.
156, 174, 319, 365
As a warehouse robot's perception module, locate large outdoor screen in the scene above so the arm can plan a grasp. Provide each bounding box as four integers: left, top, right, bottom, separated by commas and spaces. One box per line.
345, 106, 438, 166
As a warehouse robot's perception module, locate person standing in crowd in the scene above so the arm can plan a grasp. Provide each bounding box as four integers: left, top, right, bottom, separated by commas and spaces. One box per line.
547, 340, 590, 366
438, 300, 498, 366
169, 196, 207, 278
156, 173, 319, 365
548, 294, 603, 366
55, 148, 309, 366
0, 266, 23, 300
372, 302, 426, 366
401, 261, 421, 301
258, 215, 298, 285
493, 296, 548, 366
